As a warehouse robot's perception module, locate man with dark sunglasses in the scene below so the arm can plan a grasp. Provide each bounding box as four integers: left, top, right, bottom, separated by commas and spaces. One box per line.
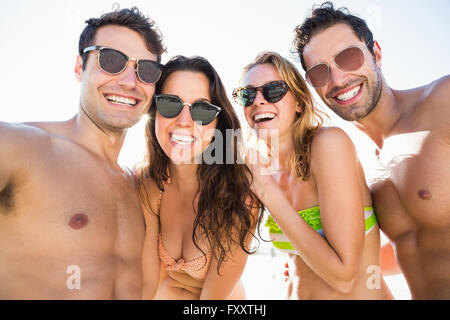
0, 7, 164, 299
293, 2, 450, 299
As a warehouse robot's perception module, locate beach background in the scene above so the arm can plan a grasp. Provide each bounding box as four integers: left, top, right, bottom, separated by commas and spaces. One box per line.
1, 0, 449, 299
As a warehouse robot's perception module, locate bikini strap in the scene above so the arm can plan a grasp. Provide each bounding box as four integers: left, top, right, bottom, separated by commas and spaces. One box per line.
157, 177, 171, 216
158, 187, 163, 216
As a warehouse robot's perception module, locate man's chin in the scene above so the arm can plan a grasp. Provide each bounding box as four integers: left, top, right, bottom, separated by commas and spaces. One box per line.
330, 105, 373, 122
101, 119, 139, 133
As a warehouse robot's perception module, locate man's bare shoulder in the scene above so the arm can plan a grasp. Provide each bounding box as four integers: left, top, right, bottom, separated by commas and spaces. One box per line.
421, 75, 450, 139
0, 122, 54, 192
424, 75, 450, 99
0, 121, 52, 149
419, 75, 450, 119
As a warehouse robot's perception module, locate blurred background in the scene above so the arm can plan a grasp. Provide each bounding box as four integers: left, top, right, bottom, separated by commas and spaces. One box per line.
1, 0, 449, 299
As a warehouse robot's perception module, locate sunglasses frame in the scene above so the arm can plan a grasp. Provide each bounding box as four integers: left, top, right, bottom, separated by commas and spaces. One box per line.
154, 94, 222, 125
82, 46, 164, 84
305, 41, 372, 88
232, 80, 289, 107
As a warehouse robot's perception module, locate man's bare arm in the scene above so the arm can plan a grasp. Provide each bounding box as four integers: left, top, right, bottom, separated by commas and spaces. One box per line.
0, 122, 45, 208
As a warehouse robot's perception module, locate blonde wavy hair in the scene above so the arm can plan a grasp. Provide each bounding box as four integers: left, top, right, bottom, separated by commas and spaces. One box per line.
241, 51, 327, 180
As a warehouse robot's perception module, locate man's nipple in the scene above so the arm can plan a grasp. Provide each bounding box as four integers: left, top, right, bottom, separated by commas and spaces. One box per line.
418, 189, 432, 200
69, 213, 89, 229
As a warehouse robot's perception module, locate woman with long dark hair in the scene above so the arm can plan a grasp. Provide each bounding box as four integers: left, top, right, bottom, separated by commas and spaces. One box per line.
137, 55, 261, 299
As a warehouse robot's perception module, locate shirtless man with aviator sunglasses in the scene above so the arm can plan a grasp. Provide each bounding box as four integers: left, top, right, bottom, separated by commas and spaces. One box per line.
292, 2, 450, 299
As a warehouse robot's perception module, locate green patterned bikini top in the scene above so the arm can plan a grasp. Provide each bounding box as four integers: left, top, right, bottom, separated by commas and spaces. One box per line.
265, 206, 378, 254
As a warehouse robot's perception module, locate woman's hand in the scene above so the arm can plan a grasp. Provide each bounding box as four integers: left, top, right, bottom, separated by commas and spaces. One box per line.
245, 147, 280, 201
166, 270, 204, 296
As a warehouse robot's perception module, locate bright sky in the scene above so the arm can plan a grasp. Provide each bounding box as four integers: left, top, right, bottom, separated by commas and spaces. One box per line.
1, 0, 449, 174
1, 0, 448, 300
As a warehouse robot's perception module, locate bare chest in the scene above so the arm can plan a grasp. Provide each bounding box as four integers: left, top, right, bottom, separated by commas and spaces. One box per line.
276, 174, 318, 211
6, 146, 145, 255
159, 189, 209, 260
371, 131, 450, 239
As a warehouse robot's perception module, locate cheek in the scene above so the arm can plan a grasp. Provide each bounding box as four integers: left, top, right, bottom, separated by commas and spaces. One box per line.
144, 86, 156, 104
80, 79, 100, 111
278, 96, 297, 120
201, 128, 215, 146
196, 121, 218, 153
200, 120, 217, 143
154, 113, 168, 148
277, 109, 295, 132
243, 108, 254, 125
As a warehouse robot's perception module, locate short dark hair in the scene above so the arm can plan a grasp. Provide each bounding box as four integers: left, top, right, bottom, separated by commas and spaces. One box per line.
293, 1, 374, 71
78, 6, 166, 69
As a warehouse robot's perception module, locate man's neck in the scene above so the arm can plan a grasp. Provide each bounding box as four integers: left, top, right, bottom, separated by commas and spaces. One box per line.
353, 81, 404, 149
69, 113, 127, 168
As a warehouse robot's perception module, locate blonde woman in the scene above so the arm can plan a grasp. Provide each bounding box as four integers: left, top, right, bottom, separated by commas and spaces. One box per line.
233, 51, 393, 299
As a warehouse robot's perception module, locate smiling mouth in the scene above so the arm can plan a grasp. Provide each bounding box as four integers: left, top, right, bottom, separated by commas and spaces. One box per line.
333, 84, 362, 103
254, 112, 276, 123
105, 94, 138, 107
170, 133, 196, 145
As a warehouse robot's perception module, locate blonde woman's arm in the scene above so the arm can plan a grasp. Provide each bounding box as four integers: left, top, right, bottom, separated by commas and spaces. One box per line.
250, 127, 366, 293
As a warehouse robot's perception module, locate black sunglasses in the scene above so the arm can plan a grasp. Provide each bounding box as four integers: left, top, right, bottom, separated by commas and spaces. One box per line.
232, 80, 288, 107
83, 46, 164, 84
154, 94, 221, 125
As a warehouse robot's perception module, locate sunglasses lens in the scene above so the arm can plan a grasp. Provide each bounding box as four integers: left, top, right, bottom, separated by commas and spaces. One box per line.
138, 61, 163, 84
155, 95, 182, 118
335, 47, 365, 71
191, 102, 220, 125
306, 63, 330, 87
234, 88, 256, 107
98, 48, 127, 74
263, 82, 288, 103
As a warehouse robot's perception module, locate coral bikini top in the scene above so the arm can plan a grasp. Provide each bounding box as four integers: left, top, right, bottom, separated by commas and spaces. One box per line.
157, 184, 212, 280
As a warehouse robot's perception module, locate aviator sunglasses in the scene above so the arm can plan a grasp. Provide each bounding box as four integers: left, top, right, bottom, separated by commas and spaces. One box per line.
154, 94, 222, 125
232, 80, 289, 107
83, 46, 164, 84
305, 41, 371, 88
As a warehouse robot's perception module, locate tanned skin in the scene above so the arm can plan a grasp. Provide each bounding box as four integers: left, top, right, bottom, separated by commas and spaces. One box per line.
0, 25, 160, 299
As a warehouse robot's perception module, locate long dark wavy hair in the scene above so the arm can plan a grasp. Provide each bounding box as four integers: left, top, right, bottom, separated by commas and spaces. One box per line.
136, 55, 263, 272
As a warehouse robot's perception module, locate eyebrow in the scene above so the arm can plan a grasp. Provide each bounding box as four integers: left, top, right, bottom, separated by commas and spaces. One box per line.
195, 97, 212, 103
243, 80, 282, 88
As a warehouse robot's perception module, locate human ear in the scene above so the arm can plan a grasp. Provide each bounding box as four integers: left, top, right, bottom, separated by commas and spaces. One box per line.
74, 56, 83, 82
295, 101, 303, 114
372, 40, 382, 68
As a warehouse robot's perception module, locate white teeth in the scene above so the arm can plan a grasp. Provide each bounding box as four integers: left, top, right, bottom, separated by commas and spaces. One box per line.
336, 85, 361, 101
105, 95, 137, 106
171, 133, 195, 144
254, 112, 276, 122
